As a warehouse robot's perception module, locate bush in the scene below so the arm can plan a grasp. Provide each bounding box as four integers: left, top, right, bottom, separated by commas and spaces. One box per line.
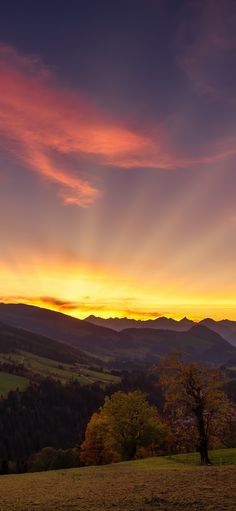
28, 447, 81, 472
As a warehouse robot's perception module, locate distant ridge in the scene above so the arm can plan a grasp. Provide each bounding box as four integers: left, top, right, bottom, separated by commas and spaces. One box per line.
85, 314, 195, 332
85, 315, 236, 346
0, 304, 235, 367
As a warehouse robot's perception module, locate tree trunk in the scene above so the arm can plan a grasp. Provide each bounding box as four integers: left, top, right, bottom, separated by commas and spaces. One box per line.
124, 441, 137, 460
199, 438, 211, 465
1, 459, 8, 474
197, 408, 212, 465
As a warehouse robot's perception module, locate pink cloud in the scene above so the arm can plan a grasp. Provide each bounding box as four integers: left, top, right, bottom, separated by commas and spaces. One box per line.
1, 42, 236, 207
0, 44, 159, 205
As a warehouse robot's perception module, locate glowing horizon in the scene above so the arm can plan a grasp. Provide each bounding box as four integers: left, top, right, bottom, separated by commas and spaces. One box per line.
0, 1, 236, 323
1, 297, 236, 323
0, 256, 236, 322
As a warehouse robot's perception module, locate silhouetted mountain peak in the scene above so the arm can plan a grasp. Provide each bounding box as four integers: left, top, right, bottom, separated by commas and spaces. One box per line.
179, 316, 195, 325
189, 324, 226, 340
200, 318, 217, 325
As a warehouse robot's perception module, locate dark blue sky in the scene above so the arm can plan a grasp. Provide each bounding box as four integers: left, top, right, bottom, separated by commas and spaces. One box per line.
0, 1, 184, 113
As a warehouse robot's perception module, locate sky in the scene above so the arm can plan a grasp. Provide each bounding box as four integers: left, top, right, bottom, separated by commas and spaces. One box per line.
0, 0, 236, 321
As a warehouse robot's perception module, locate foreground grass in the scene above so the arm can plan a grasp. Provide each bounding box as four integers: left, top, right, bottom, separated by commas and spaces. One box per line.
168, 448, 236, 466
1, 449, 236, 511
122, 447, 236, 470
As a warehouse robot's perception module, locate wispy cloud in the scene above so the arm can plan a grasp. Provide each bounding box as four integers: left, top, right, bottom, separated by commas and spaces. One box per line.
1, 41, 236, 208
0, 44, 154, 206
0, 295, 103, 313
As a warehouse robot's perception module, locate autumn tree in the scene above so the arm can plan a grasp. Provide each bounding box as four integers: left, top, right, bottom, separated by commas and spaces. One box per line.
80, 390, 168, 465
80, 412, 117, 465
157, 352, 233, 465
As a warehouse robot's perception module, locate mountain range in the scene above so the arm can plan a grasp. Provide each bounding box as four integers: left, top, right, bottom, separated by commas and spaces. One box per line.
85, 315, 195, 332
0, 303, 236, 368
86, 314, 236, 346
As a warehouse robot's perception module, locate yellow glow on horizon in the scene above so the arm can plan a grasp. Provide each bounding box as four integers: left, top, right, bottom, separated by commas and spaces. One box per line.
1, 296, 236, 322
0, 255, 236, 322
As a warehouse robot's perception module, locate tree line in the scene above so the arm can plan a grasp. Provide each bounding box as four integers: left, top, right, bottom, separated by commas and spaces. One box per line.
81, 353, 235, 466
0, 378, 105, 473
0, 353, 236, 473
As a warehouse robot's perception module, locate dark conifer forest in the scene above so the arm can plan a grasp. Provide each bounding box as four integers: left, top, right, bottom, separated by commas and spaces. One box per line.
0, 378, 105, 473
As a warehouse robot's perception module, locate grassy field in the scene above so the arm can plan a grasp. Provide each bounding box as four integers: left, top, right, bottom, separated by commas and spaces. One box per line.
167, 448, 236, 466
0, 351, 120, 394
1, 449, 236, 510
0, 371, 28, 397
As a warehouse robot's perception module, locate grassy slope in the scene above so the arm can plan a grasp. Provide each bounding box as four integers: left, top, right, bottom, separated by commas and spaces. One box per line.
1, 449, 236, 511
0, 371, 28, 397
167, 448, 236, 466
0, 350, 120, 392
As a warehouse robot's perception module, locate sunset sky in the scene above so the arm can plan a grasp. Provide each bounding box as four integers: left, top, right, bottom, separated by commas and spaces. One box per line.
0, 0, 236, 321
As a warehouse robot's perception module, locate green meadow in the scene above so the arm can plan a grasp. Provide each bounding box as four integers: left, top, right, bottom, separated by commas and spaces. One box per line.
0, 371, 28, 397
0, 350, 120, 394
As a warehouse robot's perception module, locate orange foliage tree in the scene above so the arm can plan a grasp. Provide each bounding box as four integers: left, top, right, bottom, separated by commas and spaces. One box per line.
80, 390, 168, 465
157, 352, 233, 465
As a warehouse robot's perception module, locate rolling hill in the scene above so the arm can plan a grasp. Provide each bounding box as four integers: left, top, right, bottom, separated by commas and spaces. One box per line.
0, 303, 119, 351
108, 324, 236, 366
0, 304, 235, 367
0, 320, 92, 364
0, 321, 120, 394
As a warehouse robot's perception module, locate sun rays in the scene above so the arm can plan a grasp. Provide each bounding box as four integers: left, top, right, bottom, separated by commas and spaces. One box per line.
1, 1, 236, 324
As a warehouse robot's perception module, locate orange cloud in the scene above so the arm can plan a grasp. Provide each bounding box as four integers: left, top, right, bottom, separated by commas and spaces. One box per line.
1, 42, 236, 208
0, 294, 165, 320
0, 295, 87, 312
